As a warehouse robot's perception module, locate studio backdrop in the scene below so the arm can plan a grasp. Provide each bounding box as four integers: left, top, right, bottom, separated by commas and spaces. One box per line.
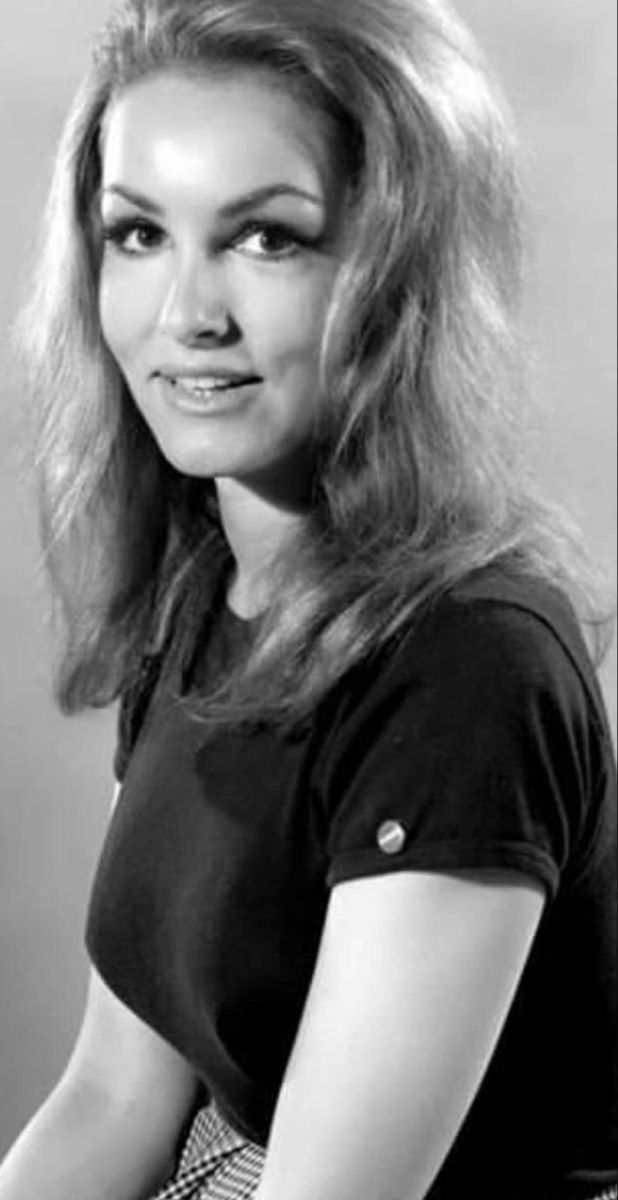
0, 0, 616, 1154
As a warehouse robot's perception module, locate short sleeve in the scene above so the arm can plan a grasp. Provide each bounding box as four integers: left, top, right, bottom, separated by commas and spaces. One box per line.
321, 600, 602, 900
114, 652, 164, 783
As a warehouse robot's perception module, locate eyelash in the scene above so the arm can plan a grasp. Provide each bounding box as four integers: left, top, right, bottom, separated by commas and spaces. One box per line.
100, 217, 312, 261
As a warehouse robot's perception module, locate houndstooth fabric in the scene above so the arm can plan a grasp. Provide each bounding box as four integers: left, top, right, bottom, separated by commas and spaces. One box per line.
149, 1101, 266, 1200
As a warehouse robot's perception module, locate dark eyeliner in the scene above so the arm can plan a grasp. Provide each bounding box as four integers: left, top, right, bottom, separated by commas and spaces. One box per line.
232, 219, 320, 253
101, 216, 163, 251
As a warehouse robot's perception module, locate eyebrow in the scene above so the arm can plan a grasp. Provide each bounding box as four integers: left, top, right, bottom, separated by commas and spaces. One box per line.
101, 182, 325, 217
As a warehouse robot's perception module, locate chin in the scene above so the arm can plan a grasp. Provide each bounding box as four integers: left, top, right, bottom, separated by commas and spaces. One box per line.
159, 447, 223, 479
153, 435, 259, 481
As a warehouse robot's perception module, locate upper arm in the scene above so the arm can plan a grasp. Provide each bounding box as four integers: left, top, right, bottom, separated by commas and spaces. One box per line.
63, 963, 200, 1154
63, 784, 200, 1149
256, 868, 545, 1200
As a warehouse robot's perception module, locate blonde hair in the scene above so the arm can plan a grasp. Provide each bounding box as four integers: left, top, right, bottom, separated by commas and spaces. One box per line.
15, 0, 613, 730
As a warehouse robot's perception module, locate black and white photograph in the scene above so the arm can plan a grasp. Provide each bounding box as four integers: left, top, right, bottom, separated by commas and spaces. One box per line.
0, 2, 616, 1197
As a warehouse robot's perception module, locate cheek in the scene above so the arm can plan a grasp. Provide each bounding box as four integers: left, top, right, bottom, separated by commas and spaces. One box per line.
98, 261, 160, 366
243, 272, 334, 383
99, 275, 131, 366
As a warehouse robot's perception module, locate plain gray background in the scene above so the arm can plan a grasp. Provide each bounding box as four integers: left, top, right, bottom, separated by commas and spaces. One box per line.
0, 0, 616, 1154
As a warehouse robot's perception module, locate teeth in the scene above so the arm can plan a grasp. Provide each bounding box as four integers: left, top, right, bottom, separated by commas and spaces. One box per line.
172, 377, 236, 393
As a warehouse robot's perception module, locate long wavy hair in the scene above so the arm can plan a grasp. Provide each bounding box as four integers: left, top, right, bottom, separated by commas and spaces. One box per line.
15, 0, 613, 732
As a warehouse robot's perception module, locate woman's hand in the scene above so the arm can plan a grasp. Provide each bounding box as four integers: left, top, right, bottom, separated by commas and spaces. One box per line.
255, 868, 545, 1200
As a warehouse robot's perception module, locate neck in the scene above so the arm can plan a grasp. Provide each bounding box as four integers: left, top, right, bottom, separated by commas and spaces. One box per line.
215, 475, 309, 619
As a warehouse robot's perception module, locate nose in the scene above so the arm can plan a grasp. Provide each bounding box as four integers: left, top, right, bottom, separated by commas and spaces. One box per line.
157, 255, 233, 344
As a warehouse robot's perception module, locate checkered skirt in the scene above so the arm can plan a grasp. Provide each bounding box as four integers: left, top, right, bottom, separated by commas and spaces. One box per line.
149, 1101, 266, 1200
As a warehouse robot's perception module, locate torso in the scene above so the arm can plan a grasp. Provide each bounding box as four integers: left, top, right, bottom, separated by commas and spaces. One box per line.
86, 564, 618, 1196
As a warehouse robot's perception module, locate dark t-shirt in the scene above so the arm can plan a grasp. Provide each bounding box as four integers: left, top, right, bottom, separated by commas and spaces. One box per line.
85, 565, 617, 1199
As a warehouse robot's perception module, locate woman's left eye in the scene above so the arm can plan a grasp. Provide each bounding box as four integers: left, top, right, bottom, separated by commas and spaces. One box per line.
233, 223, 305, 261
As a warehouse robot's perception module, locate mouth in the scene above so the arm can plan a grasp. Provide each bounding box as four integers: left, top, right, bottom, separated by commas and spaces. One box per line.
159, 372, 262, 396
156, 372, 263, 413
159, 369, 261, 388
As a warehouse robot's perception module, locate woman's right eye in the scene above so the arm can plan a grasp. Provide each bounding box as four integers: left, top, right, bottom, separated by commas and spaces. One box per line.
101, 218, 166, 257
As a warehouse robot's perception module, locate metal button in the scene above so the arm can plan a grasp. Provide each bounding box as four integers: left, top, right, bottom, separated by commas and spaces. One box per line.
377, 820, 407, 856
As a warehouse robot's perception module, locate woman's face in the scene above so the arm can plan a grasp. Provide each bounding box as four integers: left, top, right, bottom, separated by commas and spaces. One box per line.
98, 68, 344, 499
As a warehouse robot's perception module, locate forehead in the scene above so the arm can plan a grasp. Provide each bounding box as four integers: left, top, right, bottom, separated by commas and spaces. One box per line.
100, 68, 335, 204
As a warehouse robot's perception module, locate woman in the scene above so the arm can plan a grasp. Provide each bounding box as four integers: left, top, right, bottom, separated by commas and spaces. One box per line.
1, 0, 616, 1197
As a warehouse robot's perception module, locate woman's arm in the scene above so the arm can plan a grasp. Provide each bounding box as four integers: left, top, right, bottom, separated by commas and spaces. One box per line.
255, 868, 546, 1200
0, 963, 200, 1200
0, 788, 200, 1200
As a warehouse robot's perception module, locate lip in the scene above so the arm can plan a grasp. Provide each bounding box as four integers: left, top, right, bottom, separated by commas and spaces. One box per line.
156, 367, 262, 385
156, 373, 261, 416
